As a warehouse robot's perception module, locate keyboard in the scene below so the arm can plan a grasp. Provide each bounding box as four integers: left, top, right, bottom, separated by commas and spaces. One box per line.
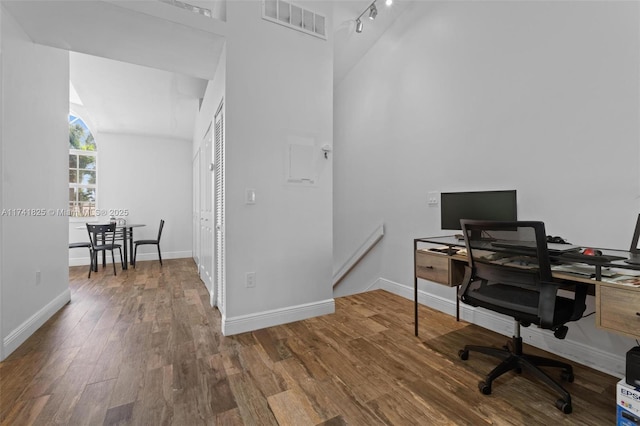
552, 264, 616, 277
558, 251, 626, 264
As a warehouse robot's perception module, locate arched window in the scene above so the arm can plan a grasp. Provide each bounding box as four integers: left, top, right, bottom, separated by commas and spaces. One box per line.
69, 113, 97, 217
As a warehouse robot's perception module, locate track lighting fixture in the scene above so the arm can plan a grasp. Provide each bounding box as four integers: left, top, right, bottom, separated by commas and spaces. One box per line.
368, 3, 377, 20
354, 0, 390, 33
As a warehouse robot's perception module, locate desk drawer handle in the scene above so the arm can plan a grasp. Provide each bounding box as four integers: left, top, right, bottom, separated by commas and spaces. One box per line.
636, 312, 640, 317
421, 266, 434, 269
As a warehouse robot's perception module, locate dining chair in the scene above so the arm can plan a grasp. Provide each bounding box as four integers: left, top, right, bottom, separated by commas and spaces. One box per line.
69, 241, 93, 273
86, 223, 124, 278
133, 219, 165, 267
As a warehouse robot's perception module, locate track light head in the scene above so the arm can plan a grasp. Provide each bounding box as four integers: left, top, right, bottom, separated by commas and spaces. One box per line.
385, 0, 392, 6
356, 19, 363, 33
368, 4, 377, 20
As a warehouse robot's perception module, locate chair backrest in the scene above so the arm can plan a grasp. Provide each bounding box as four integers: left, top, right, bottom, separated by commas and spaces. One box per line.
157, 219, 165, 241
86, 223, 117, 248
459, 220, 584, 329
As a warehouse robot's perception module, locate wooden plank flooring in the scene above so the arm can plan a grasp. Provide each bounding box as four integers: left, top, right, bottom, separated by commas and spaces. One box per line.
0, 258, 618, 425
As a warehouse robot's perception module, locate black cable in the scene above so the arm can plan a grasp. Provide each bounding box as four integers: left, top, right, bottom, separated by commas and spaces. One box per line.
581, 311, 595, 318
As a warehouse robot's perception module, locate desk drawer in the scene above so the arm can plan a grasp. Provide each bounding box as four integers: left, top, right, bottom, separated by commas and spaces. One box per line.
597, 285, 640, 340
416, 251, 454, 286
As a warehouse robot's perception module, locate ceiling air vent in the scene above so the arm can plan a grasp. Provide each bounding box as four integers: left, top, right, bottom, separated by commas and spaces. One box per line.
263, 0, 327, 40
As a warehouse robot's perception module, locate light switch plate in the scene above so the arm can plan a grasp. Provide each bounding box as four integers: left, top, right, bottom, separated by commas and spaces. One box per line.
246, 188, 256, 204
428, 192, 439, 206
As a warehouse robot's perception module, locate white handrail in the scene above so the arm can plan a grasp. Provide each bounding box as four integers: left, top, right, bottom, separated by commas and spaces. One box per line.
333, 224, 384, 287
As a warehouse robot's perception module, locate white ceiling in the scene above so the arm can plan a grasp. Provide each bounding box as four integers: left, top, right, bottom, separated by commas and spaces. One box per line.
3, 0, 226, 141
70, 52, 207, 140
2, 0, 226, 80
3, 0, 406, 141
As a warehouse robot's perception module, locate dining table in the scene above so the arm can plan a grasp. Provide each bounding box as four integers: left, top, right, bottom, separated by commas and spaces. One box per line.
78, 222, 146, 271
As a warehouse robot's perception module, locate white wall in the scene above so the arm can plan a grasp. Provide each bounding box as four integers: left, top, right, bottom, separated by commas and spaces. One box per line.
334, 1, 640, 375
69, 132, 194, 264
219, 0, 334, 333
1, 6, 70, 360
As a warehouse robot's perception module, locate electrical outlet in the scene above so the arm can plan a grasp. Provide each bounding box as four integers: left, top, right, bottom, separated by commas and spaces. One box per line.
246, 272, 256, 288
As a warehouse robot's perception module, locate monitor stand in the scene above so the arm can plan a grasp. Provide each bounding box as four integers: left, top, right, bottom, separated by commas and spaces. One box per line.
470, 230, 496, 242
624, 252, 640, 265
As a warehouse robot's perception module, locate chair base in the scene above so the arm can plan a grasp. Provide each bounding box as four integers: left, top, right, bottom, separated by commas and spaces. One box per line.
459, 336, 574, 414
88, 247, 124, 278
133, 243, 162, 268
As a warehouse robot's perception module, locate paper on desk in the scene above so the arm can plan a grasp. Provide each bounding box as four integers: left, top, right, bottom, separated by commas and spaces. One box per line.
606, 275, 640, 286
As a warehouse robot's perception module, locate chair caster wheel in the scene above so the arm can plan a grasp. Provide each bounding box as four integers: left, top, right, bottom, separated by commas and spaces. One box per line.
555, 398, 572, 414
478, 381, 491, 395
459, 350, 469, 360
561, 371, 574, 383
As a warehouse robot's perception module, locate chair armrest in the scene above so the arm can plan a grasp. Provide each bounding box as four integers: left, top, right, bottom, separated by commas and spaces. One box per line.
569, 283, 588, 321
459, 265, 474, 297
538, 282, 559, 329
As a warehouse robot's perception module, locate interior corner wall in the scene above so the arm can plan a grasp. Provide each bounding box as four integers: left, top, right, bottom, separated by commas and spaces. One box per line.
222, 0, 334, 329
1, 6, 70, 360
334, 1, 640, 373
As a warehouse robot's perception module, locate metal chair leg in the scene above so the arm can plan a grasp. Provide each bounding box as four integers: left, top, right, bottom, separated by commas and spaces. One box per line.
133, 244, 138, 268
111, 249, 117, 276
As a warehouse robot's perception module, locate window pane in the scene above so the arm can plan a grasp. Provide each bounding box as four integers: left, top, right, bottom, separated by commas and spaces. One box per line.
303, 10, 313, 31
315, 15, 325, 36
78, 202, 95, 217
69, 113, 97, 218
80, 170, 96, 185
78, 188, 96, 202
79, 155, 96, 170
279, 0, 290, 23
291, 5, 302, 27
264, 0, 277, 18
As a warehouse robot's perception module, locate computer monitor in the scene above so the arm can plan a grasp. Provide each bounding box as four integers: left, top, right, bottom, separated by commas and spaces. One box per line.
441, 190, 517, 231
627, 214, 640, 265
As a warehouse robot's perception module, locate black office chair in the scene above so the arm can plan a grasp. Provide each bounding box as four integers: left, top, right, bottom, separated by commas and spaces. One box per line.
457, 220, 587, 414
86, 223, 124, 278
69, 241, 93, 273
133, 219, 164, 267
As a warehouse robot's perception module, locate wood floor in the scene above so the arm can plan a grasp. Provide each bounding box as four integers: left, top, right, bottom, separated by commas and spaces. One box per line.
0, 258, 618, 425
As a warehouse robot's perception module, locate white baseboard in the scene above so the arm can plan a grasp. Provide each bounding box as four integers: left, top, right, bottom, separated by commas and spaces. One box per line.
68, 250, 192, 266
374, 278, 626, 378
133, 250, 192, 263
222, 298, 335, 336
2, 289, 71, 361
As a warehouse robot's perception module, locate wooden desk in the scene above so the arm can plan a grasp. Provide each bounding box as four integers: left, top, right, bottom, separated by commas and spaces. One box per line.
414, 236, 640, 340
